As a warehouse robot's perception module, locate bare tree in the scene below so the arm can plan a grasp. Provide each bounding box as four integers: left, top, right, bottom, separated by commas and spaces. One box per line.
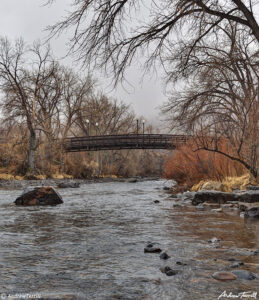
0, 38, 58, 173
162, 23, 259, 178
75, 94, 135, 135
58, 68, 95, 138
46, 0, 259, 82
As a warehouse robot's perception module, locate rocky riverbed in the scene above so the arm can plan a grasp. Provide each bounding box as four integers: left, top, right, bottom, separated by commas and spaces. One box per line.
0, 179, 258, 299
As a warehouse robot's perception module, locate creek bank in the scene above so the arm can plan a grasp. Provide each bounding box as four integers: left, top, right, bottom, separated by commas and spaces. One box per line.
0, 176, 160, 190
165, 186, 259, 218
162, 185, 259, 282
192, 190, 259, 205
190, 190, 259, 218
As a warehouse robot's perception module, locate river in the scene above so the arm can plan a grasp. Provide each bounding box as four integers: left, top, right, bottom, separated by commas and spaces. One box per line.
0, 179, 258, 300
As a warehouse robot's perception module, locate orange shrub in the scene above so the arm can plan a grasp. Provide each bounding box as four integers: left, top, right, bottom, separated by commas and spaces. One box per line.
163, 142, 246, 186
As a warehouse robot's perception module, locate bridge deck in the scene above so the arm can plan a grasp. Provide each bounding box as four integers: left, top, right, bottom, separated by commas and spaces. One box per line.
64, 134, 188, 152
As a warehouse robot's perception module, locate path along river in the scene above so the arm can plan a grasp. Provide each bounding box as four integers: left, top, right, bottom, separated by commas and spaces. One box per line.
0, 179, 258, 300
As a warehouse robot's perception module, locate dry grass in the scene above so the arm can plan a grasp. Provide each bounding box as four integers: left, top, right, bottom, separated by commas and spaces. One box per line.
0, 173, 15, 180
222, 174, 250, 192
191, 174, 254, 192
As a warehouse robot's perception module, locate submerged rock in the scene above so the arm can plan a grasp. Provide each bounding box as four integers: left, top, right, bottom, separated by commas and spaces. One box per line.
227, 258, 237, 262
144, 246, 162, 253
239, 202, 259, 218
163, 186, 171, 191
57, 182, 80, 188
245, 206, 259, 218
231, 270, 256, 280
230, 261, 244, 268
211, 208, 223, 213
212, 271, 237, 281
208, 237, 220, 243
195, 203, 205, 210
127, 178, 138, 183
159, 252, 170, 260
176, 261, 187, 266
203, 202, 220, 208
168, 194, 178, 199
15, 186, 63, 206
160, 266, 179, 276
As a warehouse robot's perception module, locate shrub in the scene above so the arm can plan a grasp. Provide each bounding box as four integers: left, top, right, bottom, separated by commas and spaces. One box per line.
163, 141, 246, 186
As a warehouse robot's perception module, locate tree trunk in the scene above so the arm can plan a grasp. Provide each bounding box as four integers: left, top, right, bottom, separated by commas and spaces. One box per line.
28, 131, 36, 173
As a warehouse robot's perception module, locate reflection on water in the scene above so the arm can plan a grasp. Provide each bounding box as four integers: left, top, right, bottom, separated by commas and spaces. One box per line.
0, 180, 258, 300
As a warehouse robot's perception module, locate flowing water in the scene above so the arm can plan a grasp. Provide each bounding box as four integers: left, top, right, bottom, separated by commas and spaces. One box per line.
0, 179, 258, 300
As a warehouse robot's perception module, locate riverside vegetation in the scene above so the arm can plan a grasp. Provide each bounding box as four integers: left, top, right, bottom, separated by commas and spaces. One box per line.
0, 39, 164, 180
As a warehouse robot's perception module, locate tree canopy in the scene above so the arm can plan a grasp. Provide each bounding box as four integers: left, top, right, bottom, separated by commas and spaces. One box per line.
47, 0, 259, 83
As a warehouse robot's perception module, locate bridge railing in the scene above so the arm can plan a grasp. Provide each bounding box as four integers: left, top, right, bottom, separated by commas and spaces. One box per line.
63, 134, 189, 151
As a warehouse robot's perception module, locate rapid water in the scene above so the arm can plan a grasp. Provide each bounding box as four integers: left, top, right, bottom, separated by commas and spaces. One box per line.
0, 180, 258, 299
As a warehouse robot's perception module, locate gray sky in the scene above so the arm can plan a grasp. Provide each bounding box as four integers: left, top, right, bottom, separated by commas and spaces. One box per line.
0, 0, 167, 126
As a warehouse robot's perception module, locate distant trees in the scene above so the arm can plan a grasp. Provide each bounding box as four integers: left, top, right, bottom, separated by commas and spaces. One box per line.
0, 37, 163, 177
0, 37, 97, 174
75, 94, 135, 136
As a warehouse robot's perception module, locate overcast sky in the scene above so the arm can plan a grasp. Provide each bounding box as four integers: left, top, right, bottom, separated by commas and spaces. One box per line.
0, 0, 167, 126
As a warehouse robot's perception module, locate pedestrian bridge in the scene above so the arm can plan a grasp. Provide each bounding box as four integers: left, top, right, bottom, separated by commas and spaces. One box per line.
64, 134, 188, 152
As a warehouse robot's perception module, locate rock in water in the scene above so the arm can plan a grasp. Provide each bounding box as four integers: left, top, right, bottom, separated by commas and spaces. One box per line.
231, 270, 257, 280
245, 206, 259, 218
192, 190, 259, 206
212, 271, 237, 281
57, 182, 80, 188
230, 261, 244, 268
160, 252, 170, 260
163, 186, 171, 191
192, 191, 235, 206
15, 186, 63, 206
144, 244, 162, 253
127, 178, 138, 183
208, 237, 220, 243
160, 266, 179, 276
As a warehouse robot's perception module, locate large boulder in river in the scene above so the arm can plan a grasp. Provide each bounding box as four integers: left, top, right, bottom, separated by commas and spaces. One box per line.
15, 186, 63, 206
192, 191, 235, 205
237, 190, 259, 203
